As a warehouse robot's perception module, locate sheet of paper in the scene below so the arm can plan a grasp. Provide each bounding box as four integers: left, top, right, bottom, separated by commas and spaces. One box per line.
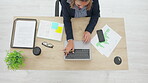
91, 25, 122, 57
13, 20, 36, 48
37, 20, 64, 41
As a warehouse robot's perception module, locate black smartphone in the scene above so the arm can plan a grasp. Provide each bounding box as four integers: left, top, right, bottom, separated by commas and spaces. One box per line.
96, 29, 105, 42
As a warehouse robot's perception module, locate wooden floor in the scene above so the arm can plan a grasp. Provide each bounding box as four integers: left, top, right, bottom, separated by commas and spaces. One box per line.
0, 0, 148, 83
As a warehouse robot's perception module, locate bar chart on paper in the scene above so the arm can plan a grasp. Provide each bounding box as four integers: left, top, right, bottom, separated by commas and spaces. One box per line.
37, 20, 64, 41
91, 25, 122, 57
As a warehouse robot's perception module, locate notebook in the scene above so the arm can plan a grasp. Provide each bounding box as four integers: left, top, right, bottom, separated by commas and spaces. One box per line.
37, 20, 64, 41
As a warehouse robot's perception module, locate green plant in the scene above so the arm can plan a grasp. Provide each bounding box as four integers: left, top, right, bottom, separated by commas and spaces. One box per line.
4, 50, 25, 70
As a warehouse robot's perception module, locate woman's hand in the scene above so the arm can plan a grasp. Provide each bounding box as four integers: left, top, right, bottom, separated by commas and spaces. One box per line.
83, 31, 91, 43
64, 40, 74, 56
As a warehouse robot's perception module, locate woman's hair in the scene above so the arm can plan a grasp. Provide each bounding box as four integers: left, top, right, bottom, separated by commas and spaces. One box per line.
70, 0, 92, 10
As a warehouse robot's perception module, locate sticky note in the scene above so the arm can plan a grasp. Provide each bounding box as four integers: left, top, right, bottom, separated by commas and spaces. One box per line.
51, 22, 58, 29
55, 26, 63, 33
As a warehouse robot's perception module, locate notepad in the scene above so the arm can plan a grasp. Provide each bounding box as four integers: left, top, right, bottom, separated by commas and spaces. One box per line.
37, 20, 64, 41
11, 19, 37, 48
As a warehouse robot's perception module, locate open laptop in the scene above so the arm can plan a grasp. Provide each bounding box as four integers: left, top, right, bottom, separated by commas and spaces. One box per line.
64, 40, 91, 60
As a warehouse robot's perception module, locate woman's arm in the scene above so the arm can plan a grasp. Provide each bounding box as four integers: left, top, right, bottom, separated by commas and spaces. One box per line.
61, 0, 74, 40
85, 0, 100, 33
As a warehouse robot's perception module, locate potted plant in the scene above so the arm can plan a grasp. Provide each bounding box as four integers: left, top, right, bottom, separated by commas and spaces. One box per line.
4, 50, 25, 70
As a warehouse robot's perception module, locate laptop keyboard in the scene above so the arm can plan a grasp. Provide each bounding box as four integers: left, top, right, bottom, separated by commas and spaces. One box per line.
65, 49, 90, 59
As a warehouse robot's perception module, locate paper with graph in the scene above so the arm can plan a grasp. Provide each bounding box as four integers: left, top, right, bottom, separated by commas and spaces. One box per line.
91, 25, 122, 57
37, 20, 64, 41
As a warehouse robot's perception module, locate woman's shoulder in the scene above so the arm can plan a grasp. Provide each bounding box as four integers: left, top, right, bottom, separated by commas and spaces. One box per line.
61, 0, 71, 7
61, 0, 67, 3
92, 0, 99, 3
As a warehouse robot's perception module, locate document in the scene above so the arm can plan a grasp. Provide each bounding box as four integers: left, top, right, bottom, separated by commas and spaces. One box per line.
37, 20, 64, 41
91, 25, 122, 57
12, 20, 36, 48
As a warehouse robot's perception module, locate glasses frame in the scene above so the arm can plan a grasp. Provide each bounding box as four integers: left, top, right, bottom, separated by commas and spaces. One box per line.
42, 41, 54, 48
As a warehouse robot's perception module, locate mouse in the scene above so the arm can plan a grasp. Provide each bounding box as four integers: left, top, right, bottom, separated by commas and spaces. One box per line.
114, 56, 122, 65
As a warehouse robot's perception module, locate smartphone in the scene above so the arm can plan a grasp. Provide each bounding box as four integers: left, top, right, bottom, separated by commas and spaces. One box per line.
96, 29, 105, 42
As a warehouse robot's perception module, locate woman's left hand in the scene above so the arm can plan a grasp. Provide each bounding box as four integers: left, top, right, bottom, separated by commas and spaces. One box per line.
83, 31, 91, 43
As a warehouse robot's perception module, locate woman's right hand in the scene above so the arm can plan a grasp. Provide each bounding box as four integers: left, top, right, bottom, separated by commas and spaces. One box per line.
64, 40, 74, 56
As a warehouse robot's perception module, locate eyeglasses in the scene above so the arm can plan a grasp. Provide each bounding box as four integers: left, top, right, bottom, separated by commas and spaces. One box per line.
42, 41, 54, 48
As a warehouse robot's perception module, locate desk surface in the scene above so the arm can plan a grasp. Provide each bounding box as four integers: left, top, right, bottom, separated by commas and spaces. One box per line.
10, 17, 128, 70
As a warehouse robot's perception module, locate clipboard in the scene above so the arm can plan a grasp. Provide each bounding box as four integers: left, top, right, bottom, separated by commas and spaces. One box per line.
10, 18, 37, 49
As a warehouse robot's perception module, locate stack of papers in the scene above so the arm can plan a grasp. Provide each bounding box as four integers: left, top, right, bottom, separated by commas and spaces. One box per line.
91, 25, 122, 57
11, 19, 37, 48
37, 20, 64, 41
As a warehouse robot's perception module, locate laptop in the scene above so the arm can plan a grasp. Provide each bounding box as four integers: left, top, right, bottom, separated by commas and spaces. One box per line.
64, 40, 91, 60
